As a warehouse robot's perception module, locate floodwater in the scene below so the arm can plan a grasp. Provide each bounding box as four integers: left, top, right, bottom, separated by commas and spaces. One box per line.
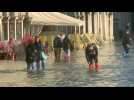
0, 41, 134, 87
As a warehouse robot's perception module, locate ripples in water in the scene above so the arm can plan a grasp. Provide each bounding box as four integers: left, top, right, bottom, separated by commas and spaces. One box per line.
0, 42, 134, 86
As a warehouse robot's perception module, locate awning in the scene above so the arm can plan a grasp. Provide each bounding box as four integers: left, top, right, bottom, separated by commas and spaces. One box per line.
28, 12, 84, 26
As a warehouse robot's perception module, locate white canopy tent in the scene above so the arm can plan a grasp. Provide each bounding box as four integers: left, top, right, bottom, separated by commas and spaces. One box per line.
28, 12, 84, 26
28, 12, 84, 34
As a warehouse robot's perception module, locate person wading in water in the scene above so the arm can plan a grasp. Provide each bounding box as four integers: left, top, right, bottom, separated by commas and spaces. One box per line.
85, 42, 100, 72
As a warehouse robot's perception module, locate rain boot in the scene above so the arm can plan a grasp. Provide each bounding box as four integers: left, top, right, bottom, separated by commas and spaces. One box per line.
123, 52, 126, 57
12, 53, 16, 61
89, 64, 94, 71
95, 63, 100, 72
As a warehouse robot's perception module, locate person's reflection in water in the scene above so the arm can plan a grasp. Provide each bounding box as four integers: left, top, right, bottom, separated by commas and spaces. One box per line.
27, 71, 45, 80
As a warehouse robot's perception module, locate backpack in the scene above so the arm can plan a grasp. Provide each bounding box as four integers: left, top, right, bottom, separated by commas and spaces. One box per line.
53, 36, 62, 48
40, 51, 48, 60
88, 44, 96, 55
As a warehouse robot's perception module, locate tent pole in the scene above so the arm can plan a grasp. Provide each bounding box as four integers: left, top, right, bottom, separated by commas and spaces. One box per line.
75, 26, 76, 35
65, 26, 67, 34
79, 25, 80, 34
56, 26, 58, 33
66, 26, 68, 34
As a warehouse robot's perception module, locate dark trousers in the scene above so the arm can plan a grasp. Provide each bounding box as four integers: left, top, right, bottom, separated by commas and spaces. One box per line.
32, 61, 45, 71
27, 62, 34, 72
124, 47, 129, 54
86, 54, 98, 64
41, 60, 45, 70
36, 61, 40, 71
54, 48, 61, 62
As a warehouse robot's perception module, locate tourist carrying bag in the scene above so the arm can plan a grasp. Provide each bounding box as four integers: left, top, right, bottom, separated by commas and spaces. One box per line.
41, 51, 48, 60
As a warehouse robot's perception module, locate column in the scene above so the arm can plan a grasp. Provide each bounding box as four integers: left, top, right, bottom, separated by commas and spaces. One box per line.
108, 13, 110, 40
0, 16, 3, 41
87, 13, 89, 33
21, 20, 24, 38
98, 12, 100, 36
95, 13, 97, 34
107, 13, 109, 40
31, 24, 33, 34
21, 16, 24, 38
104, 13, 109, 40
78, 12, 81, 19
102, 13, 105, 40
100, 13, 103, 40
7, 16, 10, 41
26, 16, 31, 34
92, 12, 95, 33
88, 12, 92, 33
97, 12, 99, 34
14, 17, 17, 40
103, 13, 106, 40
85, 12, 88, 33
94, 13, 98, 34
82, 12, 86, 33
110, 13, 114, 40
95, 12, 97, 34
93, 13, 96, 33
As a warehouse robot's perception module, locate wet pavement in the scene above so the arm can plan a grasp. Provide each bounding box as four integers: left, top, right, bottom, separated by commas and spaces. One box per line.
0, 41, 134, 87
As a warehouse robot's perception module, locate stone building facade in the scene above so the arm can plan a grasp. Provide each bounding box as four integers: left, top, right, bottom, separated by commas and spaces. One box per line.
0, 12, 114, 42
63, 12, 114, 41
113, 12, 132, 39
0, 12, 44, 41
0, 12, 28, 41
64, 12, 134, 40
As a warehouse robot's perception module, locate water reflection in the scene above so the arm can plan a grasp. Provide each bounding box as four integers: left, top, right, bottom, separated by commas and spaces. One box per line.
27, 71, 45, 79
0, 42, 134, 86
